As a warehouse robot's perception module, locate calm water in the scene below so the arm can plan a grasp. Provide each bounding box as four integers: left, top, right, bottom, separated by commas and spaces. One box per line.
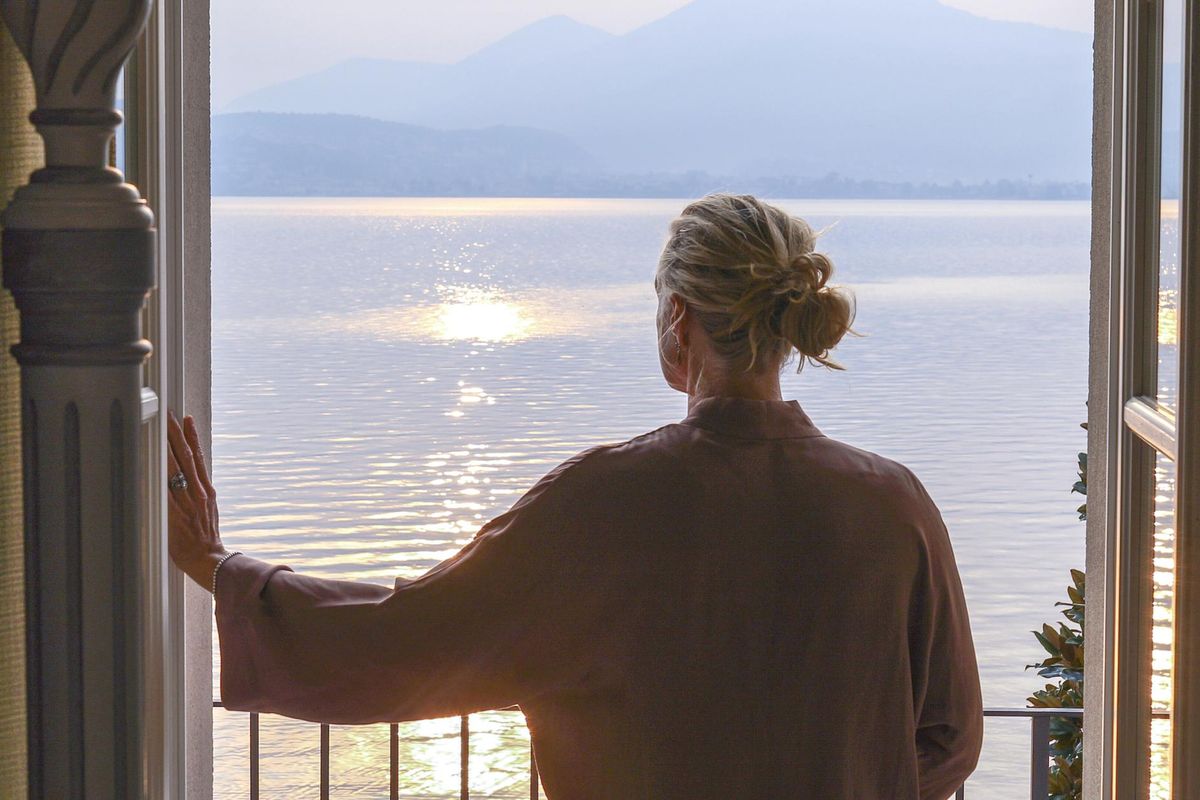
211, 197, 1091, 799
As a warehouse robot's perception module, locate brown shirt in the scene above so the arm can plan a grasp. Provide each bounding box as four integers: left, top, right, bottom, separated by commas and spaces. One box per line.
216, 396, 983, 799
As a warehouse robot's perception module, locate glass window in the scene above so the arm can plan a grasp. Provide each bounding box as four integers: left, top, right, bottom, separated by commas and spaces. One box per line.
1108, 0, 1195, 794
1149, 450, 1177, 799
1155, 0, 1184, 413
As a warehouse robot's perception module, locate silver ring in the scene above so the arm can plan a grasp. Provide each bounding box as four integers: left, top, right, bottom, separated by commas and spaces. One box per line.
168, 472, 189, 492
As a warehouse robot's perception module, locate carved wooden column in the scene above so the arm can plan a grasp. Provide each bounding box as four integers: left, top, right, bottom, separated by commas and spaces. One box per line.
0, 2, 155, 798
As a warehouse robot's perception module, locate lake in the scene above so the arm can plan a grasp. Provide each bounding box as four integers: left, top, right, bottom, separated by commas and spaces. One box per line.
210, 197, 1091, 799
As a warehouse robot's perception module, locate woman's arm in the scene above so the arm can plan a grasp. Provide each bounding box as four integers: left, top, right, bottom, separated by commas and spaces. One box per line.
905, 476, 985, 800
167, 414, 610, 724
213, 508, 599, 723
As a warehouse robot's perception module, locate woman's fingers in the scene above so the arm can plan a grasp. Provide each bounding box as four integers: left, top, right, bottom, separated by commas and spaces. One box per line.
165, 412, 227, 590
165, 443, 192, 510
167, 412, 206, 503
183, 415, 217, 497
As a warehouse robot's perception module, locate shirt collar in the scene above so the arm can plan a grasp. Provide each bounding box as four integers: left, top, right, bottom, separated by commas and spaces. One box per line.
680, 396, 824, 440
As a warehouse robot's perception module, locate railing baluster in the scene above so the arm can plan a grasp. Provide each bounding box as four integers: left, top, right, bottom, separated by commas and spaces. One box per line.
320, 723, 331, 800
210, 703, 1097, 797
250, 712, 260, 800
390, 723, 399, 800
530, 740, 539, 800
461, 715, 470, 800
1030, 714, 1051, 799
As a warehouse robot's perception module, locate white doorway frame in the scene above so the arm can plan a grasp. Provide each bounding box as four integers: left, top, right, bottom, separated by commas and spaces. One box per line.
123, 0, 212, 796
1085, 0, 1198, 797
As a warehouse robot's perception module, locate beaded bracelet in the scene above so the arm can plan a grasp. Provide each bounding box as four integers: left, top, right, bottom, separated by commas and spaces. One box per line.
211, 551, 244, 595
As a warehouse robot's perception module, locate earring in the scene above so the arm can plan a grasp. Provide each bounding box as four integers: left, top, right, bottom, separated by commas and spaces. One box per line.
675, 339, 683, 360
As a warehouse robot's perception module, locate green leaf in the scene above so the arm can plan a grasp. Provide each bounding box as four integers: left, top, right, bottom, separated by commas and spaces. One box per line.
1028, 561, 1086, 798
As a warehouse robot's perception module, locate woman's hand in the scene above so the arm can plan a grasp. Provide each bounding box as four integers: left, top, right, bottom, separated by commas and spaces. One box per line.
167, 413, 228, 590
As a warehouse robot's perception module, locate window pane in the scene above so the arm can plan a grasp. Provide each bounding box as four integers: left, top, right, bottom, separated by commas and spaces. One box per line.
1150, 451, 1177, 799
1156, 0, 1184, 412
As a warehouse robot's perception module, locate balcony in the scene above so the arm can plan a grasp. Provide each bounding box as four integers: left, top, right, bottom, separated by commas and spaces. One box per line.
212, 702, 1085, 799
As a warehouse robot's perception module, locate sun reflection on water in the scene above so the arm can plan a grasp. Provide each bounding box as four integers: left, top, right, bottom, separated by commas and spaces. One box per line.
309, 283, 652, 345
438, 300, 531, 342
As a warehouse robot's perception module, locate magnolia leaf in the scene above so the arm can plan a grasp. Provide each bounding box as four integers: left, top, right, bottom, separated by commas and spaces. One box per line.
1029, 563, 1086, 798
1034, 630, 1058, 656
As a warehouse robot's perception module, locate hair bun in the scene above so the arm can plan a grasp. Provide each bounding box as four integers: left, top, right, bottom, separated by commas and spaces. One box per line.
776, 284, 854, 367
657, 193, 855, 371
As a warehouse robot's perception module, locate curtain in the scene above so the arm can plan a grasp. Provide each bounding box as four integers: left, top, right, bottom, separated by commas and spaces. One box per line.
0, 20, 40, 795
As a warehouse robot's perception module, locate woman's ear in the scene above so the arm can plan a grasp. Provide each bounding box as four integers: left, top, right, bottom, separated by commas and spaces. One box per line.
671, 294, 689, 351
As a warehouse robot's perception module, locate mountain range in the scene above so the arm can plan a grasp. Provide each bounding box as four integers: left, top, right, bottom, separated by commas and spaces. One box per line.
220, 0, 1095, 191
211, 113, 595, 196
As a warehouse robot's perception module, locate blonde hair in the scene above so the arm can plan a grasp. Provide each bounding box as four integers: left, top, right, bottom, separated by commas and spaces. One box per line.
656, 193, 854, 371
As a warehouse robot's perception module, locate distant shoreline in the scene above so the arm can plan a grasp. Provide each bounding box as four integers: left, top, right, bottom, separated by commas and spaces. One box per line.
210, 195, 1094, 202
208, 197, 1095, 219
209, 181, 1092, 202
211, 112, 1094, 202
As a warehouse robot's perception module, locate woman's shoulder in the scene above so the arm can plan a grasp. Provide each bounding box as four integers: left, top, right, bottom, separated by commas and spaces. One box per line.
801, 435, 942, 515
516, 423, 708, 509
541, 423, 941, 515
494, 425, 686, 528
809, 434, 920, 478
546, 423, 689, 483
556, 423, 926, 488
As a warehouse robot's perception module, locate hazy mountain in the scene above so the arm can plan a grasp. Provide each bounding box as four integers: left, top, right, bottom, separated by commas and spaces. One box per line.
211, 113, 595, 196
457, 15, 616, 71
211, 111, 1087, 198
224, 0, 1093, 184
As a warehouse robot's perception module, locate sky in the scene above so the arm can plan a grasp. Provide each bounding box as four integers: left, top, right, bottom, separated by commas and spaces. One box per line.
211, 0, 1094, 109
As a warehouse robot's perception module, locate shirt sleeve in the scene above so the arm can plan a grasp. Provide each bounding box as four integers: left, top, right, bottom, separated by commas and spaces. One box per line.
905, 475, 985, 800
214, 450, 611, 724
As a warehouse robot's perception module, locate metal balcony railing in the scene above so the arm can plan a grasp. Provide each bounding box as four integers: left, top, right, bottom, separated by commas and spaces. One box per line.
213, 702, 1082, 799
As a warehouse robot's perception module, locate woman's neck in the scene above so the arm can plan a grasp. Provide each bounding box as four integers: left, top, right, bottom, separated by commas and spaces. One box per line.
687, 368, 783, 410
